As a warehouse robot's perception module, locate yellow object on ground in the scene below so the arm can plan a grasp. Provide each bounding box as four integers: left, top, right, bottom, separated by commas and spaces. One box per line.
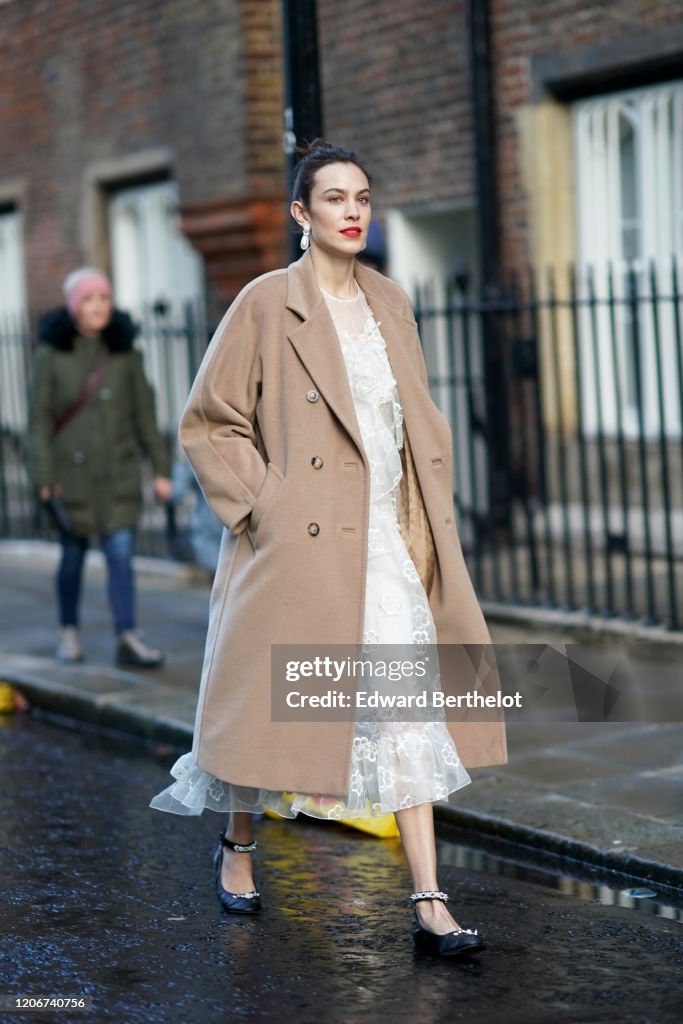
339, 814, 400, 838
0, 682, 18, 713
264, 802, 400, 838
0, 682, 29, 714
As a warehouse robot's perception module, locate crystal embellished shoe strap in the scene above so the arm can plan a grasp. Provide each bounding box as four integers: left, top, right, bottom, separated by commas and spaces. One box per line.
220, 833, 257, 853
409, 890, 449, 904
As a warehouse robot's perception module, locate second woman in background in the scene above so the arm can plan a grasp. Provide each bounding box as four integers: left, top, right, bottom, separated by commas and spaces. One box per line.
30, 268, 172, 667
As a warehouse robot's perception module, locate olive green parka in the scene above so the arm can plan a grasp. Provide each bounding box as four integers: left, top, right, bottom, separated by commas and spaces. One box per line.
29, 308, 171, 537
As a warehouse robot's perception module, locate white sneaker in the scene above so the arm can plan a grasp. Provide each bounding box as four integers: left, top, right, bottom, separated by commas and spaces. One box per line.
56, 626, 84, 663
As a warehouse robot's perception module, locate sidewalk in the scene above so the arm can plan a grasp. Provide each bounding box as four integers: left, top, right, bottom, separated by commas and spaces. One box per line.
2, 540, 682, 888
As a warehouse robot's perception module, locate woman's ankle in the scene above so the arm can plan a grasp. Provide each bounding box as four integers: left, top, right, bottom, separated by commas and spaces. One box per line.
224, 814, 254, 846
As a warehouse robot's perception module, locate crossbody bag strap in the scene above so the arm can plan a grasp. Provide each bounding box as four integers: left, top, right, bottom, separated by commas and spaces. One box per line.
53, 355, 110, 437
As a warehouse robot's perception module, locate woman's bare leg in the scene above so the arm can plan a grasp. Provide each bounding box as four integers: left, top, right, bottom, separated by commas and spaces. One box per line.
220, 811, 257, 893
395, 802, 464, 934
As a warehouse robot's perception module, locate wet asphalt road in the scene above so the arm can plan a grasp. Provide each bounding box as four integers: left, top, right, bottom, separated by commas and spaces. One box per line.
1, 715, 682, 1024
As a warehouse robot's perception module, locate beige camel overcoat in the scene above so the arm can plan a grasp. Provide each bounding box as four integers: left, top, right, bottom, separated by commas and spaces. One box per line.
180, 249, 507, 795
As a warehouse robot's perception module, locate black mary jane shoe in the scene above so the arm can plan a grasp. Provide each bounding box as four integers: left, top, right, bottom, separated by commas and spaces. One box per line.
214, 831, 261, 914
410, 890, 486, 957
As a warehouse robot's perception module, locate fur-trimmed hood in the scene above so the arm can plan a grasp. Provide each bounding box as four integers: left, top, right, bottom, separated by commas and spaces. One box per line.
38, 307, 138, 352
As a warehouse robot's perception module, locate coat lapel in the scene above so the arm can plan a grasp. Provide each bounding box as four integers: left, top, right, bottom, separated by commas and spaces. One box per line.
354, 262, 431, 444
285, 252, 432, 463
286, 251, 365, 455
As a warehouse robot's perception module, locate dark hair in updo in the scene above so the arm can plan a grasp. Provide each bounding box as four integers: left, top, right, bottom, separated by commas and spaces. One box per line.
291, 139, 372, 208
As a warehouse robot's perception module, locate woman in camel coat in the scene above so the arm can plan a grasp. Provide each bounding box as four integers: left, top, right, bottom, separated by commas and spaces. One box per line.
152, 141, 506, 957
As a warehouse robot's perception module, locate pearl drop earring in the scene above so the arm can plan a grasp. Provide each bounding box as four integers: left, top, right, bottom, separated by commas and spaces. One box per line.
300, 226, 310, 252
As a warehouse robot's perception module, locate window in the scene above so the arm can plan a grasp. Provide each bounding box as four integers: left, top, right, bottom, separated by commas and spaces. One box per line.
0, 205, 27, 319
574, 81, 683, 436
575, 81, 683, 271
0, 205, 28, 431
109, 180, 205, 431
109, 180, 204, 316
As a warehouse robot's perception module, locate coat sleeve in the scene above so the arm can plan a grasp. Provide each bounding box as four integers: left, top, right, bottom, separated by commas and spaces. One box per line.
28, 346, 56, 489
178, 290, 269, 534
130, 350, 171, 477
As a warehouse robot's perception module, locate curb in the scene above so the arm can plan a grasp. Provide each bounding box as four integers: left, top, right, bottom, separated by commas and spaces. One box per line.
3, 658, 683, 893
434, 804, 683, 892
0, 658, 194, 750
482, 600, 683, 644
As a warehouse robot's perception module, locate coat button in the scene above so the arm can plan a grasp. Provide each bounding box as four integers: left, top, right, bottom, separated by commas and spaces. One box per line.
307, 522, 320, 536
310, 456, 324, 469
73, 452, 85, 464
306, 389, 319, 403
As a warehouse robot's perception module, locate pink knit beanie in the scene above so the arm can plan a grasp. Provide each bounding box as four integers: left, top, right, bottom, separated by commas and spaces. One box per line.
63, 267, 112, 318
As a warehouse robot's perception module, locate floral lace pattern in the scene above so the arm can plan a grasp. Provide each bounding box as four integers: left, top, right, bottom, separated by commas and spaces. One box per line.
150, 286, 471, 818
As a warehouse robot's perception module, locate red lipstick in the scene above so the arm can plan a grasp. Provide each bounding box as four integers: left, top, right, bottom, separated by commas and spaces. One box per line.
341, 228, 362, 237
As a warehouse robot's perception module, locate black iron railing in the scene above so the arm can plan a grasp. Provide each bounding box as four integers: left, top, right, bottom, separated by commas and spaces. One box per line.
3, 266, 683, 630
415, 260, 683, 629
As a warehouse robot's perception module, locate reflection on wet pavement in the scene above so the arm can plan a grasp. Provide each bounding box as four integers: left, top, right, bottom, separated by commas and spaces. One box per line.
437, 838, 683, 923
1, 713, 682, 1024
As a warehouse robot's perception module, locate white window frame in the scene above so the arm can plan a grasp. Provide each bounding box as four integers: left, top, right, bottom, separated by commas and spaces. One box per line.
0, 205, 29, 431
109, 180, 205, 432
574, 81, 683, 438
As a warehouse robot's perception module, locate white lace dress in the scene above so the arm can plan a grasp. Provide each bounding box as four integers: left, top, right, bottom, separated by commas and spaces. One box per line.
150, 285, 471, 818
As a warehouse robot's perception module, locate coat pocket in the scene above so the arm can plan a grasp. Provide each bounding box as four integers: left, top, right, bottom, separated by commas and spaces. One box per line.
248, 462, 284, 543
113, 462, 141, 501
56, 461, 87, 507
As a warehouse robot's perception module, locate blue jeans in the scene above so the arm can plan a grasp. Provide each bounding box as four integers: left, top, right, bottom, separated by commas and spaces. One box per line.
57, 528, 136, 635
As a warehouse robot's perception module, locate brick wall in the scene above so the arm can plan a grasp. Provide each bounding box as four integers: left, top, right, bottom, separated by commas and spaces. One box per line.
243, 0, 285, 197
320, 0, 683, 273
2, 0, 682, 311
179, 1, 286, 310
318, 0, 473, 213
0, 0, 249, 312
490, 0, 683, 271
